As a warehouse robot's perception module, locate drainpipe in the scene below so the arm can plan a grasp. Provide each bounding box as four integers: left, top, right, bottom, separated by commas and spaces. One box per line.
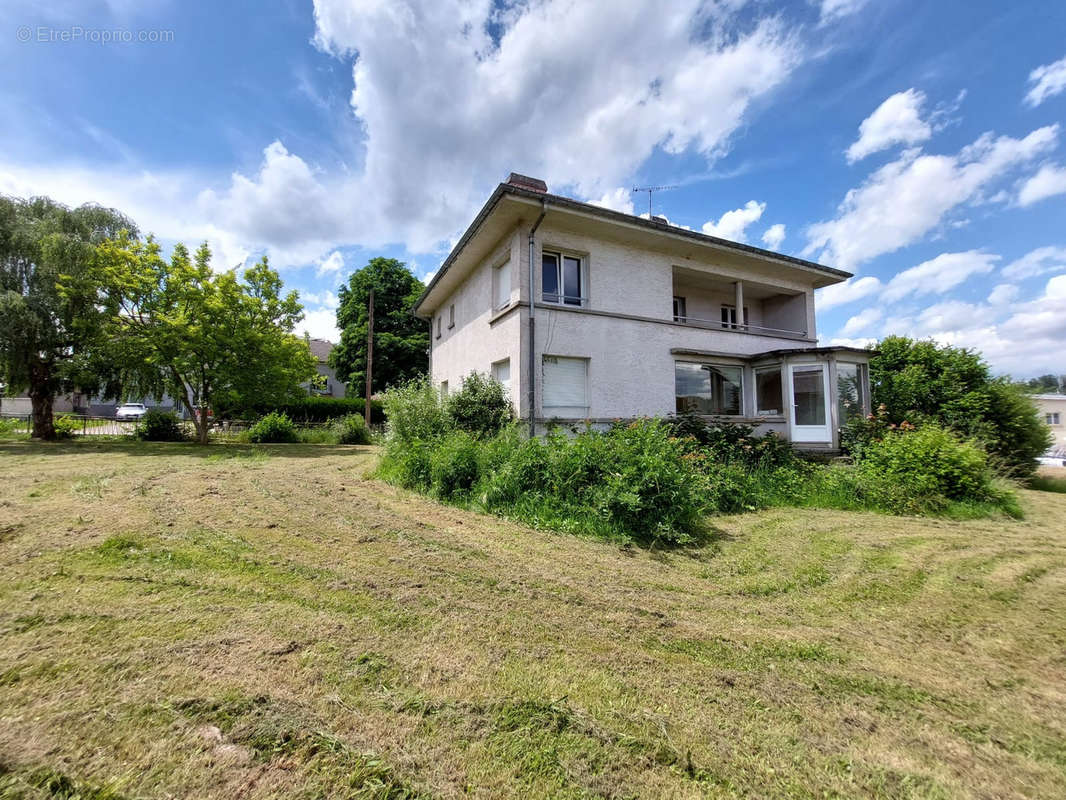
527, 199, 547, 438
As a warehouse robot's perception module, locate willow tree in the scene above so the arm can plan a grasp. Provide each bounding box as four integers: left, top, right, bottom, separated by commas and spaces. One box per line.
93, 236, 316, 444
0, 196, 136, 439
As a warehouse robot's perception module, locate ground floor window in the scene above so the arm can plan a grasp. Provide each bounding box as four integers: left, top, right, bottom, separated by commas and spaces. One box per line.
492, 358, 511, 394
755, 366, 783, 415
675, 362, 742, 416
836, 362, 867, 424
440, 380, 449, 398
1048, 412, 1061, 425
543, 356, 588, 417
792, 366, 826, 426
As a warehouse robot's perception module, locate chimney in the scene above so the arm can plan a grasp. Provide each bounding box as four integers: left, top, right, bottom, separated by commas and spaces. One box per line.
507, 172, 547, 193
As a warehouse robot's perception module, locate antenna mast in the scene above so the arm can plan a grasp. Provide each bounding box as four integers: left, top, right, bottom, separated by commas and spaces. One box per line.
632, 184, 679, 217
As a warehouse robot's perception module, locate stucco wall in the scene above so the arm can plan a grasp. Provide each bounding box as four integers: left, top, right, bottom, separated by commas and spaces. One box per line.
430, 231, 524, 411
1035, 396, 1066, 448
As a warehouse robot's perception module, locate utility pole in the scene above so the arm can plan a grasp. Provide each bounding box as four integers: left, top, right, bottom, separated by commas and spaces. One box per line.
364, 289, 374, 426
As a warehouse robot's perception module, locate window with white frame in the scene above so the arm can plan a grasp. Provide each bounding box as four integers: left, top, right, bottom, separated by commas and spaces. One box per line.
674, 362, 743, 416
755, 366, 783, 416
1048, 412, 1061, 425
542, 356, 588, 417
673, 296, 687, 322
493, 259, 512, 310
720, 305, 749, 330
440, 380, 449, 398
492, 358, 511, 395
542, 250, 584, 306
837, 363, 867, 424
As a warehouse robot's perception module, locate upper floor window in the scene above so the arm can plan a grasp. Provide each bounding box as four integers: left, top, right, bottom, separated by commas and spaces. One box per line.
448, 303, 455, 329
435, 316, 441, 339
1048, 412, 1061, 425
542, 250, 584, 306
673, 296, 687, 323
720, 305, 749, 330
493, 259, 512, 310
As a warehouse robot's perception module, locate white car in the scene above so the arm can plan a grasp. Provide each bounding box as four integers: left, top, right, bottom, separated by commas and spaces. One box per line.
1037, 455, 1066, 467
115, 403, 148, 421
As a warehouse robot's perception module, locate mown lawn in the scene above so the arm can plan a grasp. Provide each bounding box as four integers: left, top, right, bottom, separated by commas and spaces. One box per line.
1, 441, 1064, 799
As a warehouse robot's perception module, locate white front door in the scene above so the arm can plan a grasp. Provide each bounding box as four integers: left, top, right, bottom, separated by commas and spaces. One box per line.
788, 363, 832, 443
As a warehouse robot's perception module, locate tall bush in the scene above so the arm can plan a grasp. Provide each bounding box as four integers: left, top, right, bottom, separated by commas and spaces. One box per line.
444, 372, 514, 437
247, 412, 298, 443
134, 409, 185, 442
870, 336, 1050, 475
380, 377, 449, 445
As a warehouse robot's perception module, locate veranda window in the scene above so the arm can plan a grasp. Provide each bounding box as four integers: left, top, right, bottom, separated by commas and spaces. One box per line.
674, 362, 742, 416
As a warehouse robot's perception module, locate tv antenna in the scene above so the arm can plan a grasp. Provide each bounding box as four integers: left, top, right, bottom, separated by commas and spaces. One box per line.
632, 185, 678, 217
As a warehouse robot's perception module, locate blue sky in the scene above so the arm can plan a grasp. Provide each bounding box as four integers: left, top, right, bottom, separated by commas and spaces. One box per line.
2, 0, 1065, 376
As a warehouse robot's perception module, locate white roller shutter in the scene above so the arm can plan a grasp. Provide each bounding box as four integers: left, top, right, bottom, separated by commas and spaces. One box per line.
492, 359, 511, 393
542, 356, 588, 417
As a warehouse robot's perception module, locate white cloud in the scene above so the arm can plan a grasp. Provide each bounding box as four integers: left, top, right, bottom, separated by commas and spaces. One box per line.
1025, 55, 1066, 107
815, 275, 882, 310
805, 125, 1059, 268
1003, 246, 1066, 279
817, 0, 867, 24
987, 284, 1020, 305
316, 250, 345, 277
1, 1, 806, 268
701, 200, 766, 242
881, 274, 1066, 377
881, 250, 999, 302
846, 89, 931, 163
589, 188, 635, 215
300, 308, 341, 343
840, 306, 882, 336
1017, 163, 1066, 207
761, 223, 786, 249
301, 289, 339, 309
421, 270, 437, 286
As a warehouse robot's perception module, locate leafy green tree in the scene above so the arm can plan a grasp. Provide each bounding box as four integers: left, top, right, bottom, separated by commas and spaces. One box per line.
0, 195, 136, 439
1024, 374, 1063, 393
870, 336, 1051, 476
331, 257, 428, 396
92, 236, 316, 444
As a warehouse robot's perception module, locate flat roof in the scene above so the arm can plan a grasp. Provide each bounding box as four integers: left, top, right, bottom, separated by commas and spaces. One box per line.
414, 182, 852, 315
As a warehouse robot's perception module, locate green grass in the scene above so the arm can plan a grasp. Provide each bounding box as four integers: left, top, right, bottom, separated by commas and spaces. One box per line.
0, 440, 1065, 798
1030, 472, 1066, 493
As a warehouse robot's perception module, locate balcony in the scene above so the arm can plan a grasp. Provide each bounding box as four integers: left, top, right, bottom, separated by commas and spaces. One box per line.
671, 266, 809, 340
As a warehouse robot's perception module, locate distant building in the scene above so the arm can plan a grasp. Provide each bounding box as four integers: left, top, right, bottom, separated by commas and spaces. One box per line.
306, 338, 347, 398
1034, 394, 1066, 451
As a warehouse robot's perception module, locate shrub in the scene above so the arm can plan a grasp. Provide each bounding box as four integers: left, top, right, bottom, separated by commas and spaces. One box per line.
134, 409, 185, 442
856, 424, 1005, 507
0, 417, 21, 436
380, 377, 449, 445
870, 336, 1050, 476
332, 413, 371, 445
52, 414, 80, 440
429, 431, 481, 499
663, 413, 796, 468
445, 373, 514, 437
247, 412, 298, 443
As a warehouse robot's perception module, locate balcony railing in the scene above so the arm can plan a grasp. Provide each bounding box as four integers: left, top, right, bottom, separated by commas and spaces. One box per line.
672, 315, 807, 339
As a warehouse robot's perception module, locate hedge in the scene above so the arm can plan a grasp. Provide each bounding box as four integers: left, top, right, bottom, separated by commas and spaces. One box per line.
223, 396, 384, 423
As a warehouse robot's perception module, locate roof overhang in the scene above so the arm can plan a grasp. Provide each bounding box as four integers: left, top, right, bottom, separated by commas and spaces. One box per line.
413, 183, 853, 317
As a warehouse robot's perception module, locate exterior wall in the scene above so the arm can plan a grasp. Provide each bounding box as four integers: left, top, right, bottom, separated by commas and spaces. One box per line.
1034, 395, 1066, 449
306, 361, 346, 398
424, 215, 860, 446
429, 231, 525, 411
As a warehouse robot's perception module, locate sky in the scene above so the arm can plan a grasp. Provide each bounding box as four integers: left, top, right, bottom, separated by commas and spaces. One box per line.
2, 0, 1065, 378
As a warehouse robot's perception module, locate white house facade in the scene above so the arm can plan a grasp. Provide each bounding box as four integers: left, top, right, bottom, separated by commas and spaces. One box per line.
1034, 394, 1066, 450
414, 174, 872, 450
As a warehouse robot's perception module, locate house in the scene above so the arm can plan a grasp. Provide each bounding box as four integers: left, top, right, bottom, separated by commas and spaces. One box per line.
1033, 394, 1066, 451
413, 173, 872, 450
305, 338, 346, 398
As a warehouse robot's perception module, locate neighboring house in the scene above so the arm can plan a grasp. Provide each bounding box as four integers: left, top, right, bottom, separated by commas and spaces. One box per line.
1034, 394, 1066, 451
305, 338, 346, 398
0, 390, 178, 417
414, 173, 872, 450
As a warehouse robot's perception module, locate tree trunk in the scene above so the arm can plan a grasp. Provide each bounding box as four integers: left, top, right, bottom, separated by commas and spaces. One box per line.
28, 368, 56, 440
197, 412, 209, 445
